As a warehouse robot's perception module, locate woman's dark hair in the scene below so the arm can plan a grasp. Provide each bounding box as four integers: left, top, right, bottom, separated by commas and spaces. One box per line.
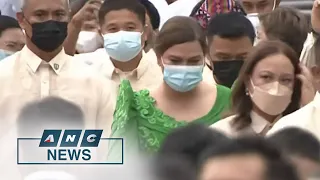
154, 16, 207, 57
231, 40, 301, 130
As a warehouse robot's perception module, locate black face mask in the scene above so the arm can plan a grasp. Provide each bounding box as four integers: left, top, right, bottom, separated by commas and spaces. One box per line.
30, 20, 68, 52
212, 60, 244, 88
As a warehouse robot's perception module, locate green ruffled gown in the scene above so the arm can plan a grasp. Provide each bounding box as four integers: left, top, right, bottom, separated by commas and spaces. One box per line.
108, 80, 231, 162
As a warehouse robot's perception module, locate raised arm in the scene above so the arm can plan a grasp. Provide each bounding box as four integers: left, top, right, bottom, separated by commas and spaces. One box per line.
64, 0, 102, 56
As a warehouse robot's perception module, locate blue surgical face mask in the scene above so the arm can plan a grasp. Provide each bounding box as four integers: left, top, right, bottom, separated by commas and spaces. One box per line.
0, 49, 14, 61
163, 62, 204, 92
103, 31, 142, 62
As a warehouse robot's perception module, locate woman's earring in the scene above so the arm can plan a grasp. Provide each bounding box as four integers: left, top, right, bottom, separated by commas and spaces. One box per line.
245, 89, 249, 95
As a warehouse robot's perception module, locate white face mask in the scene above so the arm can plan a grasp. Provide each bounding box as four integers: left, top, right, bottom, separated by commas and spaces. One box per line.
247, 13, 260, 32
76, 31, 103, 53
246, 0, 276, 45
246, 13, 260, 45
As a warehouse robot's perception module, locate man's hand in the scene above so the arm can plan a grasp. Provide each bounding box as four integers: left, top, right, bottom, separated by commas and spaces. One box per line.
65, 0, 102, 55
71, 0, 102, 28
312, 0, 320, 33
314, 0, 320, 7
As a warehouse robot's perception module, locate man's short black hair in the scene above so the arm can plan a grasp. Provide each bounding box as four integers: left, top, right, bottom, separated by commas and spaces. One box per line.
206, 12, 255, 44
0, 15, 21, 36
153, 155, 197, 180
17, 97, 84, 136
268, 127, 320, 162
99, 0, 146, 26
158, 124, 230, 165
200, 136, 300, 180
139, 0, 160, 30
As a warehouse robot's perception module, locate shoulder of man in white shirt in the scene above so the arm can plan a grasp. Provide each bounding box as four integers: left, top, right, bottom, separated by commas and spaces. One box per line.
300, 32, 316, 66
0, 49, 117, 135
0, 49, 114, 88
267, 101, 315, 136
0, 51, 20, 74
69, 57, 118, 134
74, 48, 161, 78
69, 53, 104, 76
73, 48, 106, 69
69, 57, 119, 92
0, 52, 21, 91
210, 115, 236, 137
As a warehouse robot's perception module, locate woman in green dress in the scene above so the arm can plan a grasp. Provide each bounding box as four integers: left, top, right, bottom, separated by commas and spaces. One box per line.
108, 16, 231, 161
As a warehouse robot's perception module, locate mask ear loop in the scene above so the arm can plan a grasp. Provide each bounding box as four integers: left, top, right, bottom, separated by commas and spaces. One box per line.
20, 11, 32, 39
201, 58, 206, 68
161, 57, 166, 67
140, 25, 147, 50
272, 0, 276, 11
247, 79, 257, 96
206, 60, 212, 70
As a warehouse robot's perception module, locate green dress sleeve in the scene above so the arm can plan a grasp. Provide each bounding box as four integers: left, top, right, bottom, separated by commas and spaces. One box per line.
107, 80, 186, 159
107, 80, 139, 162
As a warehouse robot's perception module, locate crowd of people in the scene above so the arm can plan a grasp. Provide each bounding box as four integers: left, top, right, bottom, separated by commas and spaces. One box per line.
0, 0, 320, 179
